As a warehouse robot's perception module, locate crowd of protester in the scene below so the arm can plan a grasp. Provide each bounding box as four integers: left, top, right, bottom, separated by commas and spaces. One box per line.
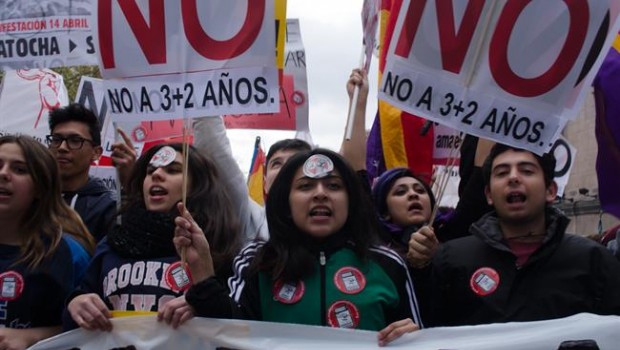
0, 70, 619, 349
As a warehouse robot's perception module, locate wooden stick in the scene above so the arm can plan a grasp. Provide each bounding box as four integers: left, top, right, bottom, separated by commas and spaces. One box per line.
345, 47, 367, 140
429, 134, 464, 226
112, 122, 122, 225
180, 117, 192, 265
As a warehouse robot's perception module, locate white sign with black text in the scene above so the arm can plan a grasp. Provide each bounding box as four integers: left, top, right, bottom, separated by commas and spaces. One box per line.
380, 1, 620, 154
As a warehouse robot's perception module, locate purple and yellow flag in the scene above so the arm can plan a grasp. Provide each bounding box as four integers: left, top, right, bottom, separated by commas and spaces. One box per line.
593, 33, 620, 219
366, 0, 433, 182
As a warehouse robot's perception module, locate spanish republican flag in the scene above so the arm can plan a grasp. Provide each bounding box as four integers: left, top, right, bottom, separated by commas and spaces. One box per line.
247, 136, 266, 206
366, 0, 434, 183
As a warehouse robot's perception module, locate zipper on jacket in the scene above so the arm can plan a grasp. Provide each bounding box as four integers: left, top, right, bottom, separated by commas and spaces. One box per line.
320, 251, 326, 326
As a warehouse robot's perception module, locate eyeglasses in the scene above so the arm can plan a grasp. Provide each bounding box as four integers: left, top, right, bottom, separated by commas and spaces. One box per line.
46, 134, 95, 150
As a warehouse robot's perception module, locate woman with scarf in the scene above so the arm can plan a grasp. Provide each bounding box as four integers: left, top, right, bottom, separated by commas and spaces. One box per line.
65, 143, 241, 331
370, 138, 494, 269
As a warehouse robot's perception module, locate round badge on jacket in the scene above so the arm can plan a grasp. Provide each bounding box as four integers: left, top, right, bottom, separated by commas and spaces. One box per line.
470, 267, 500, 296
272, 280, 305, 304
333, 267, 366, 294
0, 271, 25, 301
327, 300, 360, 329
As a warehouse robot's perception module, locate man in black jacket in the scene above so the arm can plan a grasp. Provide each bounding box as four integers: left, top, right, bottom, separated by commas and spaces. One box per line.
47, 103, 117, 242
427, 143, 620, 326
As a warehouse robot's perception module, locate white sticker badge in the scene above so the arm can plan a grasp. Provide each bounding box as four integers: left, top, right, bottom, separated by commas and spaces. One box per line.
303, 154, 334, 179
149, 146, 177, 168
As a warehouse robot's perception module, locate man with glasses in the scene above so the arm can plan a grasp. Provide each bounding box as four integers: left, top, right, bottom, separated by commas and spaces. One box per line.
47, 103, 117, 242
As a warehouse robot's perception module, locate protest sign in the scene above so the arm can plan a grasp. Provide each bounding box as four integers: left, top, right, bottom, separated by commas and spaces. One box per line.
0, 0, 98, 70
0, 68, 68, 141
224, 18, 309, 131
94, 0, 279, 121
380, 0, 620, 154
362, 0, 380, 71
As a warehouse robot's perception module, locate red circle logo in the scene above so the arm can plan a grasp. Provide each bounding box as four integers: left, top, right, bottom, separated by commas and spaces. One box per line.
164, 261, 193, 292
470, 267, 500, 296
333, 267, 366, 294
272, 280, 305, 304
131, 126, 148, 142
327, 300, 360, 329
0, 271, 25, 301
291, 91, 305, 106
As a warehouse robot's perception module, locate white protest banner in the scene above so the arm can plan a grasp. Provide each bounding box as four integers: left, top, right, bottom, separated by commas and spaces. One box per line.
380, 1, 620, 154
95, 0, 279, 121
224, 18, 309, 132
75, 75, 198, 162
433, 123, 462, 164
29, 313, 620, 350
0, 68, 68, 141
104, 66, 278, 121
433, 165, 460, 208
0, 0, 98, 70
89, 165, 119, 191
362, 0, 380, 71
432, 124, 462, 209
75, 76, 110, 155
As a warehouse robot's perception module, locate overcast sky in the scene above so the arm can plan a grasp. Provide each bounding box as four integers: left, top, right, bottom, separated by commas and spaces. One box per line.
227, 0, 379, 176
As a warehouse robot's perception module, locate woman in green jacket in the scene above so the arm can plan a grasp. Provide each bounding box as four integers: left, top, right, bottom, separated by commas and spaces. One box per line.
161, 149, 422, 346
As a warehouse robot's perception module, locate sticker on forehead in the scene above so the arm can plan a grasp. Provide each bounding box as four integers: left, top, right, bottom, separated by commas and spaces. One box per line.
150, 146, 177, 167
303, 154, 334, 178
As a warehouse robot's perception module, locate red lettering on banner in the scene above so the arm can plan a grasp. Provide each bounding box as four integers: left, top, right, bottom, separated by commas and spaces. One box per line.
99, 0, 166, 69
394, 0, 427, 59
489, 0, 589, 97
395, 0, 485, 74
181, 0, 265, 60
436, 0, 485, 74
98, 0, 114, 68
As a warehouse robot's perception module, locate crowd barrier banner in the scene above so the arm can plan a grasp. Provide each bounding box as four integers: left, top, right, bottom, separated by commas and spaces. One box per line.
29, 313, 620, 350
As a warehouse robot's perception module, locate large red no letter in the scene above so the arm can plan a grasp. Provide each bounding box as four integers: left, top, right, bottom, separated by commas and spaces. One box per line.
436, 0, 485, 74
181, 0, 265, 60
394, 0, 427, 59
395, 0, 485, 74
489, 0, 589, 97
99, 0, 166, 69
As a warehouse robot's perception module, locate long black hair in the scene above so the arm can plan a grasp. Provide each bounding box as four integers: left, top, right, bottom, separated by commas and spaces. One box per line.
250, 148, 380, 282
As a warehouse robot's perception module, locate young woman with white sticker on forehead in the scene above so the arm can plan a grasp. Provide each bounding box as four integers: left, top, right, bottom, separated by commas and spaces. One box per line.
161, 148, 423, 346
65, 143, 241, 332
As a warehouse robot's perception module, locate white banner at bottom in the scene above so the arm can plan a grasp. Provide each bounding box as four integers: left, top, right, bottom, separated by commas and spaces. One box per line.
29, 313, 619, 350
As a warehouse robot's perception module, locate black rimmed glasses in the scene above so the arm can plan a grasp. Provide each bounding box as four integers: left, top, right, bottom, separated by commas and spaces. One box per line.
45, 134, 95, 150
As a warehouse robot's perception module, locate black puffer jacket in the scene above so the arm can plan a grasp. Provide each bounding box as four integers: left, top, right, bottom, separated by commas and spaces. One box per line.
426, 207, 620, 327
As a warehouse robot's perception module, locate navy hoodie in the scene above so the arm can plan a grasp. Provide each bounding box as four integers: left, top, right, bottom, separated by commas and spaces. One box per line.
63, 177, 117, 242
